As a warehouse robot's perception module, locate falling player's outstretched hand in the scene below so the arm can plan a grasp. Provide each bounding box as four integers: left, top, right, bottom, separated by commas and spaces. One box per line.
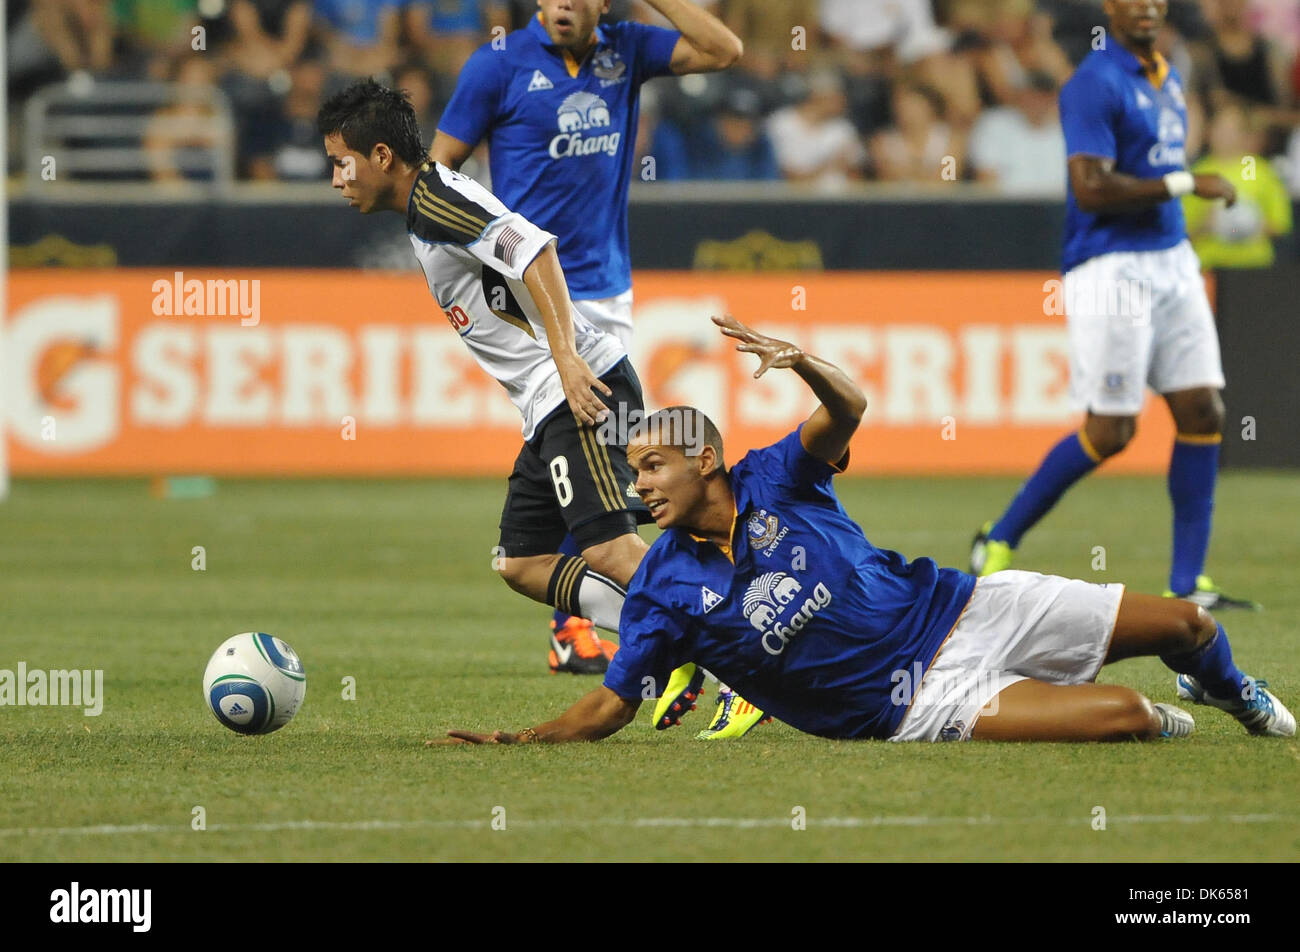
555, 353, 613, 426
713, 313, 803, 378
425, 730, 526, 746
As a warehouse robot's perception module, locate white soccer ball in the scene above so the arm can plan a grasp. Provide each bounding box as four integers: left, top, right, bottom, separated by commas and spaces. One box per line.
203, 632, 306, 735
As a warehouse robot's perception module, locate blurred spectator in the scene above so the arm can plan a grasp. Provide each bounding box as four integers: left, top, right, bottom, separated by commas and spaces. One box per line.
225, 0, 311, 79
651, 85, 780, 180
21, 0, 118, 83
822, 0, 947, 62
767, 68, 866, 188
822, 0, 980, 128
1183, 103, 1292, 267
245, 56, 331, 180
392, 61, 443, 135
112, 0, 202, 79
1247, 0, 1300, 61
1204, 0, 1291, 107
947, 0, 1072, 106
968, 69, 1064, 193
405, 1, 507, 77
721, 0, 817, 77
870, 80, 963, 183
1284, 124, 1300, 194
632, 83, 661, 174
143, 54, 230, 181
313, 0, 401, 77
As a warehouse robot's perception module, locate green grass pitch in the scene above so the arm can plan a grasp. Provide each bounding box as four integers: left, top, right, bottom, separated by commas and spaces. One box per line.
1, 472, 1297, 862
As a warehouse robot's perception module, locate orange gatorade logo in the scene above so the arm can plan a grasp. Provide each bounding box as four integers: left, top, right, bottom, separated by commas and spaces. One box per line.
5, 270, 1176, 474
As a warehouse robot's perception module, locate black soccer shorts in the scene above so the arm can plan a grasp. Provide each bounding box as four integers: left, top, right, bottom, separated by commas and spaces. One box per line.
498, 358, 652, 558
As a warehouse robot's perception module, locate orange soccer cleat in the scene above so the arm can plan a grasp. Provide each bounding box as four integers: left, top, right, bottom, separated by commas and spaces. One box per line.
548, 616, 613, 675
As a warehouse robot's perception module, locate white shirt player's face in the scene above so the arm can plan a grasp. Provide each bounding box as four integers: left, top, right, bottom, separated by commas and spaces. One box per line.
324, 133, 385, 215
537, 0, 610, 49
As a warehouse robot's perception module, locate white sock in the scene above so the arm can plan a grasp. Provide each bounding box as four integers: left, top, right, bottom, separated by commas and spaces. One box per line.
575, 571, 626, 633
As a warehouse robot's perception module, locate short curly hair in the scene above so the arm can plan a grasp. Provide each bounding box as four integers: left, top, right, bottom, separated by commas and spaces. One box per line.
316, 78, 427, 166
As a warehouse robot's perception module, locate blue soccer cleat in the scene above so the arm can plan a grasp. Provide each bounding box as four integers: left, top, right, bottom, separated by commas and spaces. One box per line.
1176, 674, 1295, 737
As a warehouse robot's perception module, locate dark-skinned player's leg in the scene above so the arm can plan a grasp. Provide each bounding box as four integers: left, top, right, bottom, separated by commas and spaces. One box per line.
971, 412, 1133, 575
1161, 387, 1256, 607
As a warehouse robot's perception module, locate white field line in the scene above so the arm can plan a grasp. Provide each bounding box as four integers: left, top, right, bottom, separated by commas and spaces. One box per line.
0, 813, 1292, 837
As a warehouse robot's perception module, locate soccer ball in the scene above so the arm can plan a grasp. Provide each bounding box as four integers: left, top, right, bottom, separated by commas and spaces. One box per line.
203, 632, 306, 735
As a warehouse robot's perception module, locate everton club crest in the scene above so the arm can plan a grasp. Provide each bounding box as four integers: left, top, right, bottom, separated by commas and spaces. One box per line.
747, 509, 788, 555
593, 48, 627, 85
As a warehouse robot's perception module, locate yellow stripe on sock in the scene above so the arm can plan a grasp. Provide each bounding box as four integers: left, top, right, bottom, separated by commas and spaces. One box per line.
1175, 433, 1222, 445
1076, 428, 1104, 463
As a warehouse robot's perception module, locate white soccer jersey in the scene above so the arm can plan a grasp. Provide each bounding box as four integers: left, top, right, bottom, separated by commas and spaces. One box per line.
406, 162, 626, 439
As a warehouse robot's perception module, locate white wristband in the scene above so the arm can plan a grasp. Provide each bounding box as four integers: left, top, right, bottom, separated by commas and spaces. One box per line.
1163, 171, 1195, 198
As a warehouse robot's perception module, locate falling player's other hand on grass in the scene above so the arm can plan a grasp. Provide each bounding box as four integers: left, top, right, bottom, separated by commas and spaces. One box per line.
426, 730, 525, 746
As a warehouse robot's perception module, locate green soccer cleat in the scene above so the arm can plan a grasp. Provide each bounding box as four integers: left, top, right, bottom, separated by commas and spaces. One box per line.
1162, 575, 1261, 611
695, 688, 769, 740
652, 663, 705, 730
969, 521, 1013, 577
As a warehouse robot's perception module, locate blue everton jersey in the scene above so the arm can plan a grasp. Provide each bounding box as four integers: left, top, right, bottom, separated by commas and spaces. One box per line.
437, 15, 679, 299
1060, 42, 1190, 272
604, 428, 977, 740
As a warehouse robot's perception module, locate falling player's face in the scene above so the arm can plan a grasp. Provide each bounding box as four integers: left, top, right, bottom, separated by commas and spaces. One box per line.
324, 132, 403, 214
1104, 0, 1167, 49
537, 0, 610, 50
629, 441, 717, 531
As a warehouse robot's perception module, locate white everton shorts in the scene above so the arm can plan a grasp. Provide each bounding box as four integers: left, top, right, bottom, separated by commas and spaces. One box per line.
890, 571, 1124, 743
1064, 239, 1225, 416
573, 289, 634, 351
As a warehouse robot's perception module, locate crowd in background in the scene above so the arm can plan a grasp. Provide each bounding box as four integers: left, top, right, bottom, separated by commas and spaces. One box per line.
7, 0, 1300, 236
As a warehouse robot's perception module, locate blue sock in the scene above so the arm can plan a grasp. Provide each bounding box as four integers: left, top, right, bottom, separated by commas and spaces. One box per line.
990, 431, 1100, 547
552, 533, 581, 628
1167, 436, 1219, 595
1161, 622, 1245, 701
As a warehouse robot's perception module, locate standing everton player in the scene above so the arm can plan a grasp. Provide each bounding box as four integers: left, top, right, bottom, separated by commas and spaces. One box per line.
970, 0, 1256, 611
431, 1, 759, 739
